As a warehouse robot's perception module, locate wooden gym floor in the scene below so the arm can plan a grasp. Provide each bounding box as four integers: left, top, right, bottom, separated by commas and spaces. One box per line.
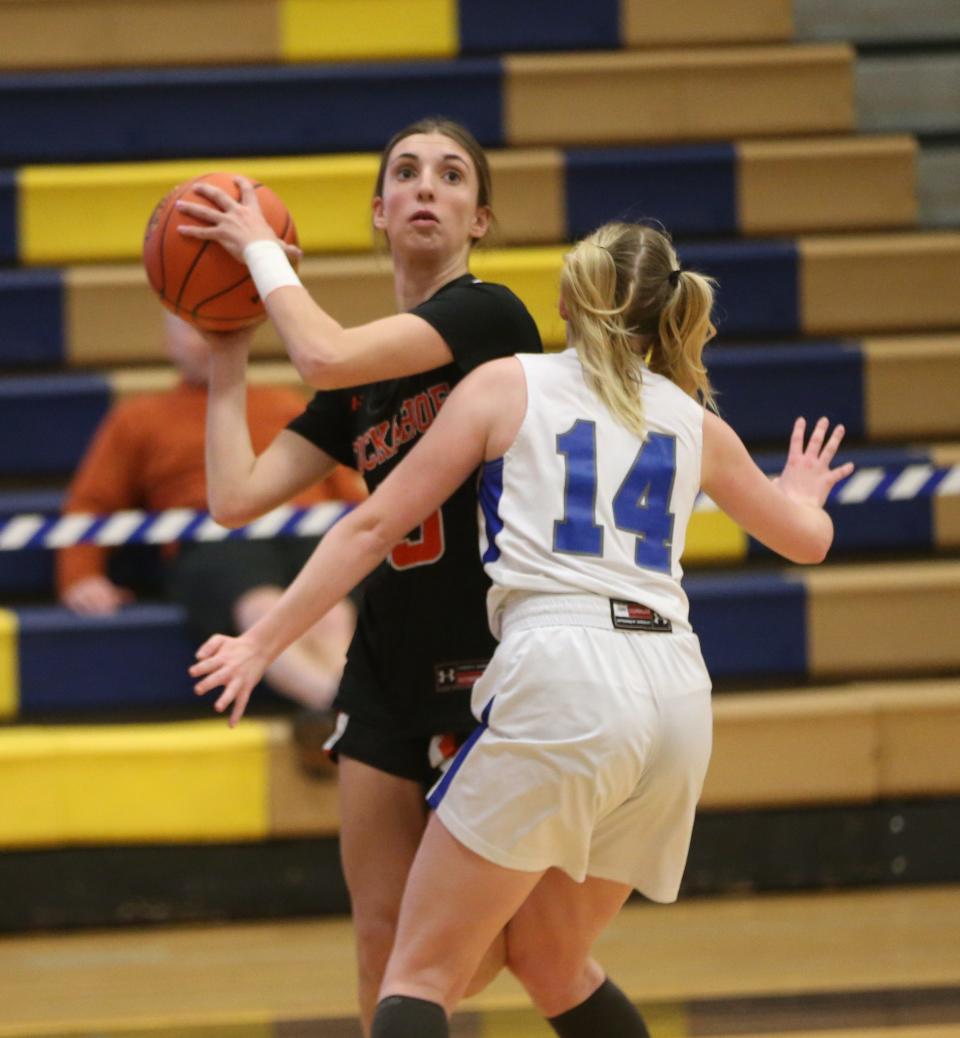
1, 884, 958, 1037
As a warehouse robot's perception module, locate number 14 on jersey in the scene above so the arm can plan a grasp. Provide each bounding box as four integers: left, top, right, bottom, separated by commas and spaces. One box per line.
553, 420, 676, 573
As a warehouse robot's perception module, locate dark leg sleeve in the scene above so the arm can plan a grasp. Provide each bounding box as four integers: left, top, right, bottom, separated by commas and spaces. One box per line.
547, 977, 651, 1038
371, 994, 448, 1038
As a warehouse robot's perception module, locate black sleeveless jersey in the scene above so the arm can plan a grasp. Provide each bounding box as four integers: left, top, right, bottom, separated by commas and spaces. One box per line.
288, 274, 543, 735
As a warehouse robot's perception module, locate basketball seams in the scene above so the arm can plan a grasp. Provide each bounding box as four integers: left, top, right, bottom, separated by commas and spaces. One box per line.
175, 239, 212, 313
192, 269, 256, 315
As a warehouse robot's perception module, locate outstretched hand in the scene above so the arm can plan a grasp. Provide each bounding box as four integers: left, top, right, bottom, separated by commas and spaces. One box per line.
176, 177, 302, 265
189, 632, 271, 727
775, 417, 855, 508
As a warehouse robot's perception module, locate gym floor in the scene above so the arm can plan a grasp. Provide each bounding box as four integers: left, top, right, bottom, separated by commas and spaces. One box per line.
2, 884, 958, 1037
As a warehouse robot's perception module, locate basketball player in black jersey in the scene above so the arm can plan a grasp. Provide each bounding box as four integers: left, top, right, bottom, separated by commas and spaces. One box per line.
178, 117, 542, 1033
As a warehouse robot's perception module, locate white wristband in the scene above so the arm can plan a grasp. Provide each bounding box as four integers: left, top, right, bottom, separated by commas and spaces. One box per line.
243, 240, 302, 302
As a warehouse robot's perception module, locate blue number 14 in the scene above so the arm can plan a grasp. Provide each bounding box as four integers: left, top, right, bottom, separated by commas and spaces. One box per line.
553, 420, 676, 573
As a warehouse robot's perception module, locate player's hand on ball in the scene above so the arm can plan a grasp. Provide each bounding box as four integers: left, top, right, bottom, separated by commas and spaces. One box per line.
190, 632, 270, 727
176, 177, 278, 260
775, 417, 855, 509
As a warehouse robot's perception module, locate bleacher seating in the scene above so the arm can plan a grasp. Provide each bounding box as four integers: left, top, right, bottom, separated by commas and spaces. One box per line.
3, 136, 916, 267
7, 342, 959, 474
7, 237, 960, 367
2, 677, 958, 851
1, 0, 959, 920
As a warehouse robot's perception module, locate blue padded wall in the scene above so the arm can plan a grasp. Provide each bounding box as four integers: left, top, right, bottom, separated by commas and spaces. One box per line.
688, 571, 807, 679
827, 448, 938, 555
0, 63, 504, 163
0, 169, 15, 264
459, 0, 619, 53
709, 342, 865, 445
0, 374, 110, 475
0, 491, 61, 597
0, 269, 64, 366
566, 145, 737, 238
830, 497, 934, 554
684, 240, 799, 337
16, 604, 198, 714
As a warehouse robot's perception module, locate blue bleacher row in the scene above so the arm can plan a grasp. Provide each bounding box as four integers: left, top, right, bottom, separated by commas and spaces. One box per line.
3, 61, 501, 165
1, 572, 815, 718
0, 39, 852, 167
0, 340, 872, 475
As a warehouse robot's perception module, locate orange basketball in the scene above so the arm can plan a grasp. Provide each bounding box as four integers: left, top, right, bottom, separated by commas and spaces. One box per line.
143, 172, 299, 331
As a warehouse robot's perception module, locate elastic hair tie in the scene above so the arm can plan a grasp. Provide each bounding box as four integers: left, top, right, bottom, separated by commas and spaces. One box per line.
668, 267, 682, 288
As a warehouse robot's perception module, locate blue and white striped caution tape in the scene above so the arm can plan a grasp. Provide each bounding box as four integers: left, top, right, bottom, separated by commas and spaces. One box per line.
0, 501, 355, 552
693, 462, 960, 512
829, 462, 960, 505
1, 463, 958, 550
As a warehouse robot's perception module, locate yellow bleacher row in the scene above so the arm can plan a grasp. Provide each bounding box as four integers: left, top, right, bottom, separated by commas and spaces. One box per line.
63, 234, 960, 366
0, 0, 796, 69
1, 678, 957, 848
5, 560, 958, 834
18, 136, 918, 265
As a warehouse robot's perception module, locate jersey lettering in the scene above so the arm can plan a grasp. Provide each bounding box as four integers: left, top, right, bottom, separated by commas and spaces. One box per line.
353, 382, 450, 474
553, 420, 676, 573
389, 509, 446, 570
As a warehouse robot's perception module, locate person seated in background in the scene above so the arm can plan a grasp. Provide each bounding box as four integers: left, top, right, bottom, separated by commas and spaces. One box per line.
57, 311, 366, 714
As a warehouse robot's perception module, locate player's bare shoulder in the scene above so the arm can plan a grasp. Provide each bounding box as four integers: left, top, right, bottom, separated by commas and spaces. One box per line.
456, 356, 527, 460
464, 354, 525, 390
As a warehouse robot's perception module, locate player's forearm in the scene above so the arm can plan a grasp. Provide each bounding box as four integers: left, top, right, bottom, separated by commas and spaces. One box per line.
264, 287, 349, 389
205, 349, 259, 525
782, 498, 834, 564
759, 484, 834, 564
244, 507, 390, 663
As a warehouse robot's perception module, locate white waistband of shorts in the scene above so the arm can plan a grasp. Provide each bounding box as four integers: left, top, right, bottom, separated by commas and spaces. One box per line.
497, 591, 638, 636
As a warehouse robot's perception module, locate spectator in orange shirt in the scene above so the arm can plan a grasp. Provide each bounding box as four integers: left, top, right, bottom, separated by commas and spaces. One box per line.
57, 312, 366, 711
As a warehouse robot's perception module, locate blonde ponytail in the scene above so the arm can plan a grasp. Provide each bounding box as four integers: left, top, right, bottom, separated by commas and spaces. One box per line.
561, 222, 717, 438
652, 268, 716, 411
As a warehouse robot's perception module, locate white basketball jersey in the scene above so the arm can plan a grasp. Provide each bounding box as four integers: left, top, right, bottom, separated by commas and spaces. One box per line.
479, 348, 704, 636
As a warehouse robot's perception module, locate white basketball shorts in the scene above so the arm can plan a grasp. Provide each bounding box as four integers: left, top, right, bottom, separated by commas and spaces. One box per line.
427, 592, 713, 903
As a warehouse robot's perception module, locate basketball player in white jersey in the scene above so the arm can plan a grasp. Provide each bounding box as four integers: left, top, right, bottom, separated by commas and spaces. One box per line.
190, 220, 854, 1038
